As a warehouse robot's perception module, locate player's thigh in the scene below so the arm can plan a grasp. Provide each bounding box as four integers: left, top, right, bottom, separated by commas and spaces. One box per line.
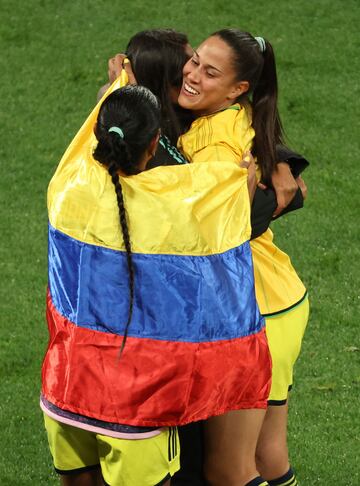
204, 409, 266, 477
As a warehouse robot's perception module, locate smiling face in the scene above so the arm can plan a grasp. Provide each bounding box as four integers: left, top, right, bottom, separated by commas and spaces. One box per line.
178, 36, 249, 116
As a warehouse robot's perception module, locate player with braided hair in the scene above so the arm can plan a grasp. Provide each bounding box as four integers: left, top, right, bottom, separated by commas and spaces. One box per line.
42, 82, 270, 486
93, 85, 161, 354
42, 85, 177, 486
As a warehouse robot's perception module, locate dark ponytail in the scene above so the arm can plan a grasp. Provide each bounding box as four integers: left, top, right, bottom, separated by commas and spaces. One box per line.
93, 86, 161, 354
212, 29, 285, 185
252, 40, 285, 185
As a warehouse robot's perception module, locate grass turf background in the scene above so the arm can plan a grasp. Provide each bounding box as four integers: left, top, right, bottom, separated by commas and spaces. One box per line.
0, 0, 359, 483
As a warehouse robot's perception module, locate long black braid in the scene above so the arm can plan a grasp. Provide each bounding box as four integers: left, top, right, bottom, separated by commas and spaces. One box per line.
93, 86, 161, 355
107, 162, 135, 354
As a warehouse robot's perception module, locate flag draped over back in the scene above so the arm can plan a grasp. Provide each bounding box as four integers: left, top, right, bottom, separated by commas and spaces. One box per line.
41, 75, 271, 427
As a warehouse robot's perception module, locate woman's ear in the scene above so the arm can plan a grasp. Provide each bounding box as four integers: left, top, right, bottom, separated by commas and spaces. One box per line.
228, 80, 249, 101
138, 130, 161, 172
149, 129, 161, 157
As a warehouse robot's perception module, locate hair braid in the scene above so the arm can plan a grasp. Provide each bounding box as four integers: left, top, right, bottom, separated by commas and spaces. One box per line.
93, 86, 161, 355
108, 162, 135, 355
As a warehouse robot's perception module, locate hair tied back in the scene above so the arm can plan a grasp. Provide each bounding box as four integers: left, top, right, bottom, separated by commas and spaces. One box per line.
255, 36, 266, 53
109, 126, 125, 139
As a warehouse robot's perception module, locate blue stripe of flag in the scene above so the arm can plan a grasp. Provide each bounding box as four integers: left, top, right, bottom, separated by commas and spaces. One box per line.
48, 224, 263, 342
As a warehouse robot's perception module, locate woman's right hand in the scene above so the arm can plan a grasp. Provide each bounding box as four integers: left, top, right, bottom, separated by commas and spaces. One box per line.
271, 162, 299, 216
108, 54, 137, 85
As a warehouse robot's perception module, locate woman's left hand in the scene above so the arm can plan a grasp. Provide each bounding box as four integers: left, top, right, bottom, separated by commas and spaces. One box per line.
108, 53, 126, 83
240, 151, 257, 203
108, 54, 137, 85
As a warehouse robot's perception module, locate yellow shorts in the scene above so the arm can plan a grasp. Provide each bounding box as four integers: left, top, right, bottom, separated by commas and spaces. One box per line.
265, 297, 309, 403
44, 414, 180, 486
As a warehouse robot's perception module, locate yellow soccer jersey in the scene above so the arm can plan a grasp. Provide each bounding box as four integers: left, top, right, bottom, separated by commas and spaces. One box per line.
251, 229, 306, 316
178, 104, 254, 164
178, 104, 306, 316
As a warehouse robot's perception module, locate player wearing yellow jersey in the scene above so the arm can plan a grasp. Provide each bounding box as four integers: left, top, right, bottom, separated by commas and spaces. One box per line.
177, 29, 308, 486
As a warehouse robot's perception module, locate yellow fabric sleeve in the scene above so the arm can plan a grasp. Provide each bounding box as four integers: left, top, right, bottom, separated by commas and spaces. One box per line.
251, 229, 306, 315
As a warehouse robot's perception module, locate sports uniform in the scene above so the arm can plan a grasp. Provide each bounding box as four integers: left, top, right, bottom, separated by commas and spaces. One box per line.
178, 103, 309, 404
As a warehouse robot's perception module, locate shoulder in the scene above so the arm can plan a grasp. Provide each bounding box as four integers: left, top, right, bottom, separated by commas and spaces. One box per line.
179, 104, 253, 154
194, 103, 250, 133
233, 103, 252, 132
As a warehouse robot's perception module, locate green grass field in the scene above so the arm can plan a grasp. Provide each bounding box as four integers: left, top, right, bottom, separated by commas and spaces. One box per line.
1, 0, 359, 484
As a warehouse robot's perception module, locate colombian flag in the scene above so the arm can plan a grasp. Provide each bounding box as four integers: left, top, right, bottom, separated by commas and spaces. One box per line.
41, 77, 271, 428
